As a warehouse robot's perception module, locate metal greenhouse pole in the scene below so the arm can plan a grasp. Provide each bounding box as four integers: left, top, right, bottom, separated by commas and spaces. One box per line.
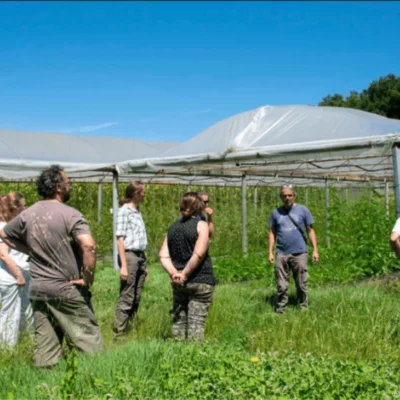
97, 182, 103, 223
392, 145, 400, 218
325, 179, 330, 247
112, 170, 119, 270
241, 174, 248, 255
385, 180, 389, 218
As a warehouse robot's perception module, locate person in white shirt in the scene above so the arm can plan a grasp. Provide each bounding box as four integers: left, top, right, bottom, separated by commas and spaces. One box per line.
389, 218, 400, 258
0, 192, 33, 348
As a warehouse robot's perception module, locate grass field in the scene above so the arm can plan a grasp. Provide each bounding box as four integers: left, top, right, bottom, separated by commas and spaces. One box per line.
1, 262, 400, 399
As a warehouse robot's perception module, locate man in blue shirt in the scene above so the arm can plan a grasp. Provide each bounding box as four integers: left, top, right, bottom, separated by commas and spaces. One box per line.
268, 184, 319, 314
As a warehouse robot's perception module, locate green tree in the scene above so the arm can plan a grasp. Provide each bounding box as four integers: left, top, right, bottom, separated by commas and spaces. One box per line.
319, 93, 346, 107
319, 73, 400, 119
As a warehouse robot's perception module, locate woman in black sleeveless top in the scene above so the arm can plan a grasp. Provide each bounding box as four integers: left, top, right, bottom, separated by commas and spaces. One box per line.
159, 192, 215, 341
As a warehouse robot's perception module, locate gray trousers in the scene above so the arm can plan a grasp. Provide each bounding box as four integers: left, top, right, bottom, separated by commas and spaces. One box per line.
275, 253, 308, 313
33, 296, 103, 367
113, 251, 146, 335
172, 283, 214, 341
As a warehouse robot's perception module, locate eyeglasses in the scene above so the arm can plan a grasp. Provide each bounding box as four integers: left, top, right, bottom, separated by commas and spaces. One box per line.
203, 200, 209, 204
282, 194, 293, 198
281, 184, 294, 189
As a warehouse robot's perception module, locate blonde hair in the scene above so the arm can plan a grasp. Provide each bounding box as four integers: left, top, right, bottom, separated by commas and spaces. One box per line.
0, 192, 26, 222
0, 195, 11, 222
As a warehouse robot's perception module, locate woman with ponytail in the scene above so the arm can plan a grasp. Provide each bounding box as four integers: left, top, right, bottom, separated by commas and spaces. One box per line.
112, 181, 148, 337
0, 192, 32, 348
159, 192, 215, 341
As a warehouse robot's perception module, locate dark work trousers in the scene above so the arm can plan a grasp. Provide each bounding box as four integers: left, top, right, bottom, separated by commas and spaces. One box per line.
275, 252, 308, 313
33, 296, 103, 367
113, 251, 147, 335
75, 285, 94, 314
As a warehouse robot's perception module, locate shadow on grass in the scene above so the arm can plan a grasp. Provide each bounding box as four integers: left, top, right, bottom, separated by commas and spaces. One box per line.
265, 292, 300, 311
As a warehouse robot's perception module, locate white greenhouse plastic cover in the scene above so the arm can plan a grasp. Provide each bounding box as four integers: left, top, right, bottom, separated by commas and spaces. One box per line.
116, 105, 400, 186
0, 129, 175, 180
1, 105, 400, 186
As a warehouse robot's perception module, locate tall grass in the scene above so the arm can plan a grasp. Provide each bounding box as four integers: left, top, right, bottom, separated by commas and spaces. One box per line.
2, 264, 400, 398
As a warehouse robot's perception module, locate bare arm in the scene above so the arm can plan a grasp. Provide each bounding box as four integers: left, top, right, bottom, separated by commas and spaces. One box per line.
306, 225, 319, 263
390, 231, 400, 258
75, 234, 96, 286
204, 207, 215, 238
268, 228, 276, 264
117, 236, 129, 281
181, 221, 210, 282
159, 236, 179, 279
0, 242, 25, 286
0, 229, 30, 255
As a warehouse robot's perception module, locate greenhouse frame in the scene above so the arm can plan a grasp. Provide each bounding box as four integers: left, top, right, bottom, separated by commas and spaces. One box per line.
2, 105, 400, 269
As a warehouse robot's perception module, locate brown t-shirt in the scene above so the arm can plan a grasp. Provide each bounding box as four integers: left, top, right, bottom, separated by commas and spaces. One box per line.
3, 200, 92, 301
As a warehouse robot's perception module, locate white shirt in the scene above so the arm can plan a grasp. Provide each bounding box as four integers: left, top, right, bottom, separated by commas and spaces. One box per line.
0, 221, 30, 286
392, 218, 400, 233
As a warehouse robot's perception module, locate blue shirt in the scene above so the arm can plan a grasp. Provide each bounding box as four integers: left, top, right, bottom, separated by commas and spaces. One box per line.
268, 204, 314, 255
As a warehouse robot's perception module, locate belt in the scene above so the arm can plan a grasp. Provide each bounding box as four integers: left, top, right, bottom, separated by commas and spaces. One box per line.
125, 249, 145, 256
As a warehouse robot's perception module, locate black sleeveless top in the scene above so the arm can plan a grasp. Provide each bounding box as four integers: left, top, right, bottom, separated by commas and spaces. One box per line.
167, 216, 215, 286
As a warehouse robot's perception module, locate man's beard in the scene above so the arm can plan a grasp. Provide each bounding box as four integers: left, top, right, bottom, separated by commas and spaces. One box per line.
62, 188, 71, 203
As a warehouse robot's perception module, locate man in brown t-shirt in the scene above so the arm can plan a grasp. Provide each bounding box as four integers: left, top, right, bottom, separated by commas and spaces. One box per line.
0, 165, 102, 367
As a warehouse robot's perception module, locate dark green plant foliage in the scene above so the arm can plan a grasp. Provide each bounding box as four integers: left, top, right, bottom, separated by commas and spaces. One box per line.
319, 73, 400, 119
0, 183, 397, 284
4, 342, 400, 399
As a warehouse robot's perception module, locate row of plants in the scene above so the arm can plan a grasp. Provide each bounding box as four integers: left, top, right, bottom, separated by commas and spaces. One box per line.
3, 341, 400, 399
3, 265, 400, 398
0, 182, 397, 284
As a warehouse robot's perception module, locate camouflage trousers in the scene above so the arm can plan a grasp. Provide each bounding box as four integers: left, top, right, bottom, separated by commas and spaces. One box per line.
172, 283, 214, 341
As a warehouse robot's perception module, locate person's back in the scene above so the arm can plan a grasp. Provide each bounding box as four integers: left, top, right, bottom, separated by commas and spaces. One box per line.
167, 216, 214, 285
10, 200, 89, 300
0, 165, 102, 367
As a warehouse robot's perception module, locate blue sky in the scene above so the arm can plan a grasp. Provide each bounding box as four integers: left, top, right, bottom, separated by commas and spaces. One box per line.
0, 1, 399, 142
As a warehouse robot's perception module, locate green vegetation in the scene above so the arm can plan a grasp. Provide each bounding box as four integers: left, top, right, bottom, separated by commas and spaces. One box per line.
0, 182, 396, 275
1, 180, 400, 398
1, 264, 400, 399
319, 73, 400, 119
